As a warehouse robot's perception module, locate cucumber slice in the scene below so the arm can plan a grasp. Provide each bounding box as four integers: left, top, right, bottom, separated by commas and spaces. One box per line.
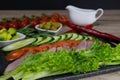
65, 33, 73, 40
32, 37, 43, 46
38, 36, 52, 45
75, 34, 83, 40
69, 33, 79, 40
59, 34, 67, 41
83, 36, 89, 40
2, 38, 36, 51
50, 36, 60, 43
87, 36, 93, 40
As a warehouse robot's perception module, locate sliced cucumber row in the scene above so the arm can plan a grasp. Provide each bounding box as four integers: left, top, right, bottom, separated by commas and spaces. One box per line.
58, 33, 93, 41
2, 33, 94, 52
32, 33, 94, 46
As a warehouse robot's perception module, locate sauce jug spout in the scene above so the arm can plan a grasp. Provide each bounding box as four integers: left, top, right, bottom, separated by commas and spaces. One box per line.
65, 5, 75, 11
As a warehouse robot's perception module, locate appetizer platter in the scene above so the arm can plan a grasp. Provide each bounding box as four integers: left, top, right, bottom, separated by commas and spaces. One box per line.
0, 11, 120, 80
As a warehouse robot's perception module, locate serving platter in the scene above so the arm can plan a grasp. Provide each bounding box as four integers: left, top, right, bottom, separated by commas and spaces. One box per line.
0, 13, 120, 80
0, 27, 120, 80
40, 65, 120, 80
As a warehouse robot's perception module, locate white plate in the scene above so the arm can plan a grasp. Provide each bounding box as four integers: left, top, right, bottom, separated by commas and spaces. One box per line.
0, 32, 26, 47
35, 23, 62, 34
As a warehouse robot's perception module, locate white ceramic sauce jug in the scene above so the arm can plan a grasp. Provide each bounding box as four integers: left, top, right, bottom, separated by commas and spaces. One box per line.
66, 5, 104, 26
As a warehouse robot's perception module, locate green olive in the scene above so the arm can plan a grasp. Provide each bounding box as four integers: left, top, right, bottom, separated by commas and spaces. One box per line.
44, 25, 51, 30
39, 24, 43, 28
39, 22, 46, 28
51, 26, 57, 30
39, 22, 60, 31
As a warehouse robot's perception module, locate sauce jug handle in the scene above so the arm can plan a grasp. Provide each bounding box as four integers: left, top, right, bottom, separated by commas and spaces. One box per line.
95, 8, 104, 20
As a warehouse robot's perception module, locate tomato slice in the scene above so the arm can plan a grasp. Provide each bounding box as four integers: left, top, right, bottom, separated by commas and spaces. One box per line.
59, 15, 68, 24
0, 25, 4, 30
41, 16, 49, 23
1, 22, 9, 29
8, 22, 20, 29
20, 19, 30, 27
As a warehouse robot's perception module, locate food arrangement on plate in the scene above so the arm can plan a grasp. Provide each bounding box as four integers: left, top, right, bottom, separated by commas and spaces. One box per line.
35, 21, 62, 34
0, 28, 26, 47
0, 5, 120, 80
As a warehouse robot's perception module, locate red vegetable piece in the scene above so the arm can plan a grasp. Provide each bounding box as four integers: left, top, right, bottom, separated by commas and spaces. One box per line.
85, 24, 93, 29
65, 21, 120, 43
20, 19, 30, 27
0, 25, 4, 30
1, 22, 9, 29
8, 22, 20, 29
30, 18, 41, 27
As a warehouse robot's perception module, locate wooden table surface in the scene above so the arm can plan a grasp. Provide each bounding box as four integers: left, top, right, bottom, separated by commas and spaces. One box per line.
0, 10, 120, 80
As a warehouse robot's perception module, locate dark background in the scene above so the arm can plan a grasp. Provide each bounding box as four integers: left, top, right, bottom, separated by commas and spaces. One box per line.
0, 0, 120, 10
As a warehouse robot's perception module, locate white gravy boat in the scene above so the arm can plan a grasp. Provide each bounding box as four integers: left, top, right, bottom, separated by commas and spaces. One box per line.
66, 5, 104, 26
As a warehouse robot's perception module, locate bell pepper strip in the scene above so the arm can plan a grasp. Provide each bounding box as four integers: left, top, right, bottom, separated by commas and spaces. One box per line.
65, 21, 120, 44
65, 24, 94, 33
